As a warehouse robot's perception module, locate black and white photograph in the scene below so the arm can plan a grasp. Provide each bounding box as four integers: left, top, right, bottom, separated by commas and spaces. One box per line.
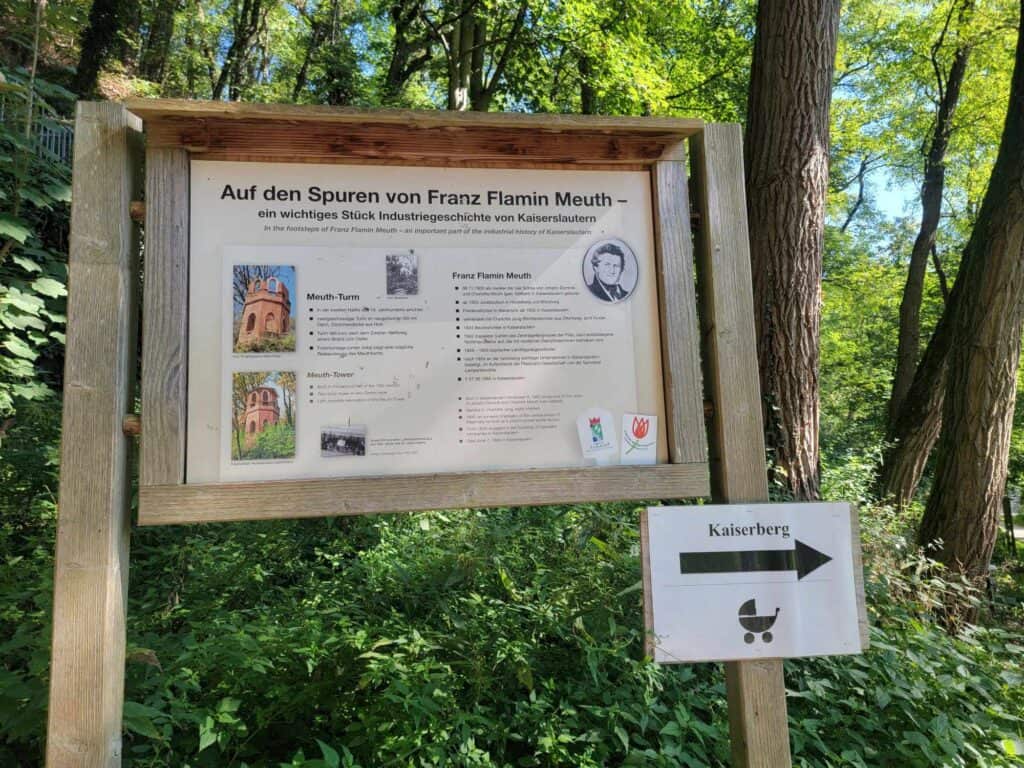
321, 425, 367, 457
386, 251, 418, 296
581, 239, 639, 303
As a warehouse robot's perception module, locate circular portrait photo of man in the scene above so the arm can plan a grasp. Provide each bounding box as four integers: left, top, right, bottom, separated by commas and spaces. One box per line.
581, 239, 639, 303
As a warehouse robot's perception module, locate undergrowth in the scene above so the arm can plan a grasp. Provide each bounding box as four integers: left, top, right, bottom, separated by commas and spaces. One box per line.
1, 415, 1022, 766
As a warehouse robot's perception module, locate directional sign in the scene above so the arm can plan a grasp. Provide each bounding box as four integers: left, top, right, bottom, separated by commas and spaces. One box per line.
641, 502, 867, 663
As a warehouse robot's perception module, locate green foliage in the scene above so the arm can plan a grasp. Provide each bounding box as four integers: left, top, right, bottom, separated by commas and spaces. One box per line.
234, 331, 297, 354
820, 224, 904, 461
0, 402, 61, 765
232, 422, 296, 460
0, 67, 73, 415
1, 398, 1022, 765
97, 507, 1024, 766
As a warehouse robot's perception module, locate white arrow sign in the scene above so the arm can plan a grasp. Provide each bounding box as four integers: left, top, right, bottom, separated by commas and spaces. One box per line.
641, 502, 868, 663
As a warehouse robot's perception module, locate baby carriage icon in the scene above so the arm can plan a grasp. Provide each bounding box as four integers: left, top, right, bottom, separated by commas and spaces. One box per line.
738, 599, 780, 644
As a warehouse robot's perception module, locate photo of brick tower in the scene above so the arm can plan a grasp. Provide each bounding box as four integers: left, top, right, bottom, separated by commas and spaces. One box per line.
231, 371, 296, 461
233, 265, 296, 353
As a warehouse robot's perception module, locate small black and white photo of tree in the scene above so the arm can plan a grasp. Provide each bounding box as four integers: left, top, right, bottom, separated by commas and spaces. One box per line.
386, 252, 418, 296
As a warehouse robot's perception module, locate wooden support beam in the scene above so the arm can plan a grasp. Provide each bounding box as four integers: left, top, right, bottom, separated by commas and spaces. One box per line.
47, 102, 142, 768
141, 118, 690, 167
691, 123, 792, 768
140, 149, 189, 485
138, 462, 710, 526
651, 157, 708, 466
125, 97, 703, 136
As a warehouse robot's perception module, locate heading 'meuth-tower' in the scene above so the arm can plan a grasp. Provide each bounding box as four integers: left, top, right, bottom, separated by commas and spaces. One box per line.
238, 276, 291, 345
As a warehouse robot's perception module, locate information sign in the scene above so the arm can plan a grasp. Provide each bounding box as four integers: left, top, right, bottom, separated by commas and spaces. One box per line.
187, 162, 667, 482
642, 502, 866, 663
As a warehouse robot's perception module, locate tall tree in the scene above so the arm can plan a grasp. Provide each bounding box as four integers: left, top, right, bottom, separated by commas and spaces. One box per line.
744, 0, 842, 499
139, 0, 181, 83
378, 0, 433, 104
73, 0, 129, 95
212, 0, 267, 100
887, 0, 974, 428
917, 0, 1024, 580
422, 0, 530, 111
876, 0, 976, 507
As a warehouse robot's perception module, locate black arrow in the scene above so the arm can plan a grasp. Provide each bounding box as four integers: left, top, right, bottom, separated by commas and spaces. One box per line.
678, 540, 832, 580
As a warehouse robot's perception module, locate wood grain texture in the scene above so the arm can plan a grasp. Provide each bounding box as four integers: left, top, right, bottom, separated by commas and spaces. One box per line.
639, 510, 656, 658
850, 505, 871, 649
47, 102, 142, 768
691, 124, 791, 768
142, 118, 691, 166
651, 159, 708, 467
141, 149, 189, 486
138, 463, 710, 526
124, 98, 703, 135
143, 155, 650, 173
691, 125, 768, 504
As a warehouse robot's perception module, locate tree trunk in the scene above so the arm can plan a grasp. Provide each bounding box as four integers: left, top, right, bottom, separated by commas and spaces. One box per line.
918, 0, 1024, 582
579, 55, 596, 114
291, 16, 324, 102
877, 282, 956, 506
212, 0, 263, 101
446, 0, 475, 110
888, 0, 973, 425
379, 1, 432, 105
468, 0, 527, 111
73, 0, 129, 96
140, 0, 179, 82
744, 0, 841, 500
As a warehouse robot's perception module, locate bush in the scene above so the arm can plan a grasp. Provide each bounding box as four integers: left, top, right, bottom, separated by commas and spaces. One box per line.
2, 421, 1022, 765
232, 422, 296, 460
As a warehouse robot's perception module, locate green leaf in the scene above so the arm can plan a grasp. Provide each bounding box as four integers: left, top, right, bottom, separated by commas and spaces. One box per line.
660, 720, 682, 737
0, 214, 31, 243
317, 740, 341, 768
218, 697, 241, 713
11, 254, 42, 273
31, 277, 65, 298
3, 290, 44, 314
3, 336, 36, 360
122, 701, 163, 740
614, 725, 629, 752
21, 187, 53, 209
2, 313, 46, 331
198, 716, 217, 751
46, 181, 72, 203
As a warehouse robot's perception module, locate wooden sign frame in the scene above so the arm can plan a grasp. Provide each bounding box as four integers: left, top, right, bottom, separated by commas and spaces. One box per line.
48, 101, 792, 767
130, 99, 711, 525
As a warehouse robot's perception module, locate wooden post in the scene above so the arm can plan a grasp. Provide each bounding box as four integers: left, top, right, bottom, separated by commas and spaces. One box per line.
691, 123, 792, 767
140, 148, 189, 486
47, 102, 142, 767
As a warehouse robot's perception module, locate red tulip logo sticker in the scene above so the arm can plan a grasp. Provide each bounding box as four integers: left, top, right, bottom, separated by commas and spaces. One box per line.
624, 415, 654, 454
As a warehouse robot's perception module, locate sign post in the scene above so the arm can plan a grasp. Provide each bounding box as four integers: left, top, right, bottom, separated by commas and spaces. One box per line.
642, 502, 868, 663
47, 102, 142, 768
47, 101, 843, 767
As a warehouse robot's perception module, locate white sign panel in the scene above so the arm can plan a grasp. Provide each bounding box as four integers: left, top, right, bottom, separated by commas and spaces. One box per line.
643, 503, 865, 663
187, 161, 668, 483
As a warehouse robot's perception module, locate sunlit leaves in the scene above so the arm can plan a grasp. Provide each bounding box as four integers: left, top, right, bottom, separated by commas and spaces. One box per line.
0, 67, 72, 416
